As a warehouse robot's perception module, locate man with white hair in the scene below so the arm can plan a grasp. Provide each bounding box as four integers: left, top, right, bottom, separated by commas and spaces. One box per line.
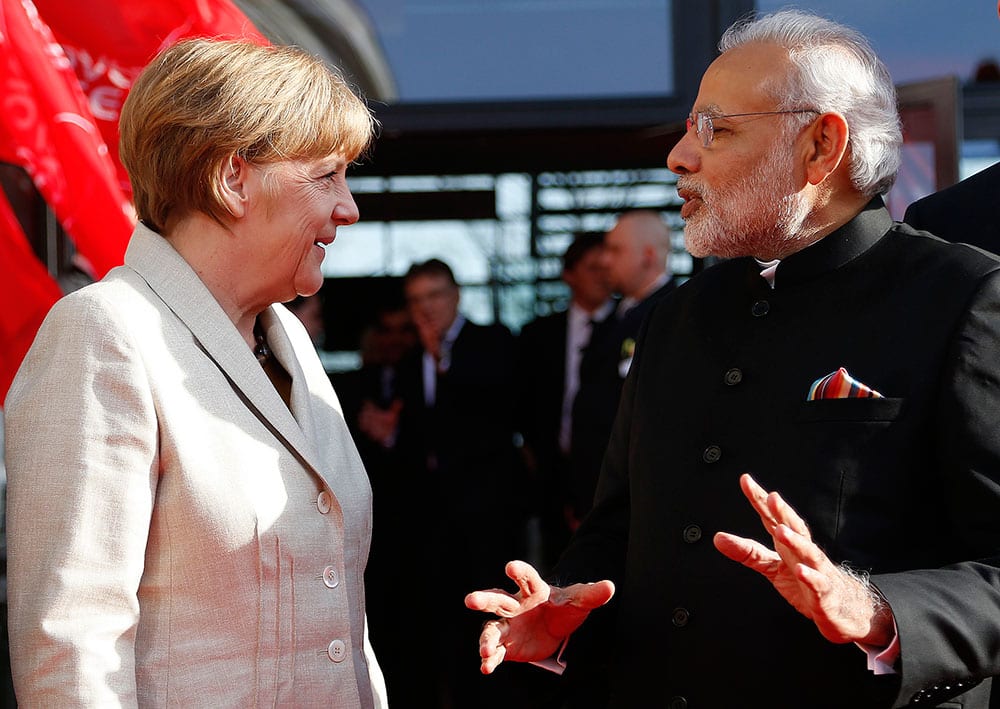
467, 10, 1000, 708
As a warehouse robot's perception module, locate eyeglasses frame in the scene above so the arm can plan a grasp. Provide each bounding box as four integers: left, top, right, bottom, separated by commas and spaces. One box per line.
686, 109, 819, 148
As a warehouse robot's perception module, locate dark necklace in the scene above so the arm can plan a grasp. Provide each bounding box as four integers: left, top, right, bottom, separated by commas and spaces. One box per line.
253, 322, 271, 365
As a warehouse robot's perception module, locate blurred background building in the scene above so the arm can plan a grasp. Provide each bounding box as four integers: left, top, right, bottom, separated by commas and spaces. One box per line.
7, 0, 1000, 365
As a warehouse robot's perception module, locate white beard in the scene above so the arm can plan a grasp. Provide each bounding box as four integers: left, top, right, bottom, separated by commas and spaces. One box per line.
679, 144, 814, 260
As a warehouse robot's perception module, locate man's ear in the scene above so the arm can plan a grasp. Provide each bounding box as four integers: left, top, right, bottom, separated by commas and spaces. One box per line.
803, 112, 850, 186
219, 154, 249, 218
641, 243, 657, 269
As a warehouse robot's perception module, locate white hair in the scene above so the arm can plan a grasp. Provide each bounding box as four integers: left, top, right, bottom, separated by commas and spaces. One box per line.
720, 9, 902, 197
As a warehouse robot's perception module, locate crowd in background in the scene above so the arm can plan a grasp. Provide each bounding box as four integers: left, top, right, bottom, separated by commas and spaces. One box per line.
298, 210, 672, 707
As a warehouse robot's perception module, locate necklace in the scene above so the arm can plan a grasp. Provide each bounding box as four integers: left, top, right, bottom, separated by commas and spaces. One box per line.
253, 322, 271, 365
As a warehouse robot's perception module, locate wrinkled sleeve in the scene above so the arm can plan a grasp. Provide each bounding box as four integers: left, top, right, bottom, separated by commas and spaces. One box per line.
5, 291, 158, 707
875, 268, 1000, 708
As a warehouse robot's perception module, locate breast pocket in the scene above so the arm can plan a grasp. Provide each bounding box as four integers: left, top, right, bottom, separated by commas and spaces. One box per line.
790, 397, 909, 561
795, 397, 905, 423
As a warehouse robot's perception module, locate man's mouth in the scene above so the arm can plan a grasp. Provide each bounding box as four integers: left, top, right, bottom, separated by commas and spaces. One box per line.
676, 185, 703, 220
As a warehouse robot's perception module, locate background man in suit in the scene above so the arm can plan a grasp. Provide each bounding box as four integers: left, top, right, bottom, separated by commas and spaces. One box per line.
391, 258, 530, 707
516, 233, 614, 570
903, 160, 1000, 254
467, 10, 1000, 708
568, 210, 673, 525
328, 298, 418, 706
902, 2, 1000, 256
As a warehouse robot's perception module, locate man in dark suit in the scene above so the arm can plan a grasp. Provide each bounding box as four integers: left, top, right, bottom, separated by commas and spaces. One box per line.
330, 300, 418, 705
568, 209, 674, 525
903, 160, 1000, 254
466, 10, 1000, 708
516, 233, 614, 570
393, 258, 531, 708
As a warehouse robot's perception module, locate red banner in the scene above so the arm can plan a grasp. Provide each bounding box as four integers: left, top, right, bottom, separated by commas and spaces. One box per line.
34, 0, 267, 196
0, 0, 265, 405
0, 0, 134, 278
0, 189, 61, 404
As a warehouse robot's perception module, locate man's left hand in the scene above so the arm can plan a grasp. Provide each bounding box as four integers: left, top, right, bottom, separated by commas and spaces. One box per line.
714, 473, 893, 647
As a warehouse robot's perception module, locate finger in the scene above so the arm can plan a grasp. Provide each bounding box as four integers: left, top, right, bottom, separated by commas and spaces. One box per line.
793, 561, 832, 598
505, 559, 548, 599
465, 589, 521, 616
765, 489, 811, 538
739, 474, 780, 533
713, 531, 782, 575
478, 619, 507, 658
552, 579, 616, 610
772, 524, 836, 575
480, 642, 507, 674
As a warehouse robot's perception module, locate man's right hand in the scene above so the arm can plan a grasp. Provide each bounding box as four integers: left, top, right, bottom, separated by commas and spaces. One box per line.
464, 560, 615, 674
357, 399, 402, 446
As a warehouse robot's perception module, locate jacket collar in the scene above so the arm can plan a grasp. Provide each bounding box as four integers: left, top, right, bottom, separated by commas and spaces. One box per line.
123, 223, 326, 478
744, 196, 893, 291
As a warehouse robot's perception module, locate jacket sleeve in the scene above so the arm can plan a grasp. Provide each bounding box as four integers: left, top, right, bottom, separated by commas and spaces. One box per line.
5, 290, 158, 707
874, 267, 1000, 707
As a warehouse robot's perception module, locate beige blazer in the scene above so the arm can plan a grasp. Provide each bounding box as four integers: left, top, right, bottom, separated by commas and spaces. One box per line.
5, 224, 388, 707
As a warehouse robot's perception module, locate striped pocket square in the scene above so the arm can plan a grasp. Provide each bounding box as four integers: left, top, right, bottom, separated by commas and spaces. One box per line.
807, 367, 883, 400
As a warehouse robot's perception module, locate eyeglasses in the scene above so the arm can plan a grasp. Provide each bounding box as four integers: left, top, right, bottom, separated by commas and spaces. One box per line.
686, 110, 818, 148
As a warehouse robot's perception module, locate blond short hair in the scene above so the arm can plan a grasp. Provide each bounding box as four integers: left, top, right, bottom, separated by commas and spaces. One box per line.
119, 38, 376, 232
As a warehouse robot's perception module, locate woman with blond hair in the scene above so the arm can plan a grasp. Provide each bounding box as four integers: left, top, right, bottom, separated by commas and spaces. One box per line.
5, 38, 386, 707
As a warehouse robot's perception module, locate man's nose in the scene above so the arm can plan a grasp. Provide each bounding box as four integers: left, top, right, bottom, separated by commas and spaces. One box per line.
667, 128, 700, 176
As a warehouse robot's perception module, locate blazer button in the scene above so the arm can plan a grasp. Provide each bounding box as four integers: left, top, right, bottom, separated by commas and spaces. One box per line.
327, 639, 347, 662
323, 566, 341, 588
317, 491, 333, 514
682, 525, 702, 543
668, 698, 688, 709
671, 607, 690, 627
724, 368, 743, 386
702, 445, 722, 464
751, 300, 770, 317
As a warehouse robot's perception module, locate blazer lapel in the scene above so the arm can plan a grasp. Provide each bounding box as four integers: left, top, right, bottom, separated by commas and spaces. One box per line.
259, 309, 324, 463
123, 224, 326, 477
265, 306, 372, 497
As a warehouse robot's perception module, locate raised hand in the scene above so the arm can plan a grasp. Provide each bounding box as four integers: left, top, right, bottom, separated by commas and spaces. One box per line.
464, 559, 615, 674
714, 473, 893, 647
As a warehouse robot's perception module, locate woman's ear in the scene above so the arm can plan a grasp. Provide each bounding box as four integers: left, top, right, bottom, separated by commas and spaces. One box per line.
803, 112, 850, 186
219, 154, 249, 218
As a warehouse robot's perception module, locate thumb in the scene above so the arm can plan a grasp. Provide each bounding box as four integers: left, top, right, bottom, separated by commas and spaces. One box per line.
555, 579, 616, 610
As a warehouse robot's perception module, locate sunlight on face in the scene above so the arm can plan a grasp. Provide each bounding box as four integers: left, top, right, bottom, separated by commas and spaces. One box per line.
250, 155, 357, 303
678, 123, 812, 260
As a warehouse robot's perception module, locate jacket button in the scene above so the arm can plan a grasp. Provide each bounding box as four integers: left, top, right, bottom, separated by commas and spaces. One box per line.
724, 368, 743, 385
317, 491, 333, 514
671, 607, 690, 627
702, 445, 722, 464
751, 300, 770, 317
327, 639, 347, 662
323, 566, 340, 588
682, 525, 702, 543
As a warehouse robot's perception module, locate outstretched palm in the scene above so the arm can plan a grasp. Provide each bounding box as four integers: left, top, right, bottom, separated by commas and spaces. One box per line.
714, 474, 892, 646
465, 560, 615, 673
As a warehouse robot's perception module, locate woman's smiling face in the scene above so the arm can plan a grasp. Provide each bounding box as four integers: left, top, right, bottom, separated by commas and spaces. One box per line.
244, 153, 359, 303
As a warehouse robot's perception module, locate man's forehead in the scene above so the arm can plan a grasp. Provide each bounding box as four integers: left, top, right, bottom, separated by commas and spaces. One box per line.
406, 274, 450, 292
696, 42, 790, 111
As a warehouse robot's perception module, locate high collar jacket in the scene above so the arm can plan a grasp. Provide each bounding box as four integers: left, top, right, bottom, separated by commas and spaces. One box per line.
556, 199, 1000, 708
